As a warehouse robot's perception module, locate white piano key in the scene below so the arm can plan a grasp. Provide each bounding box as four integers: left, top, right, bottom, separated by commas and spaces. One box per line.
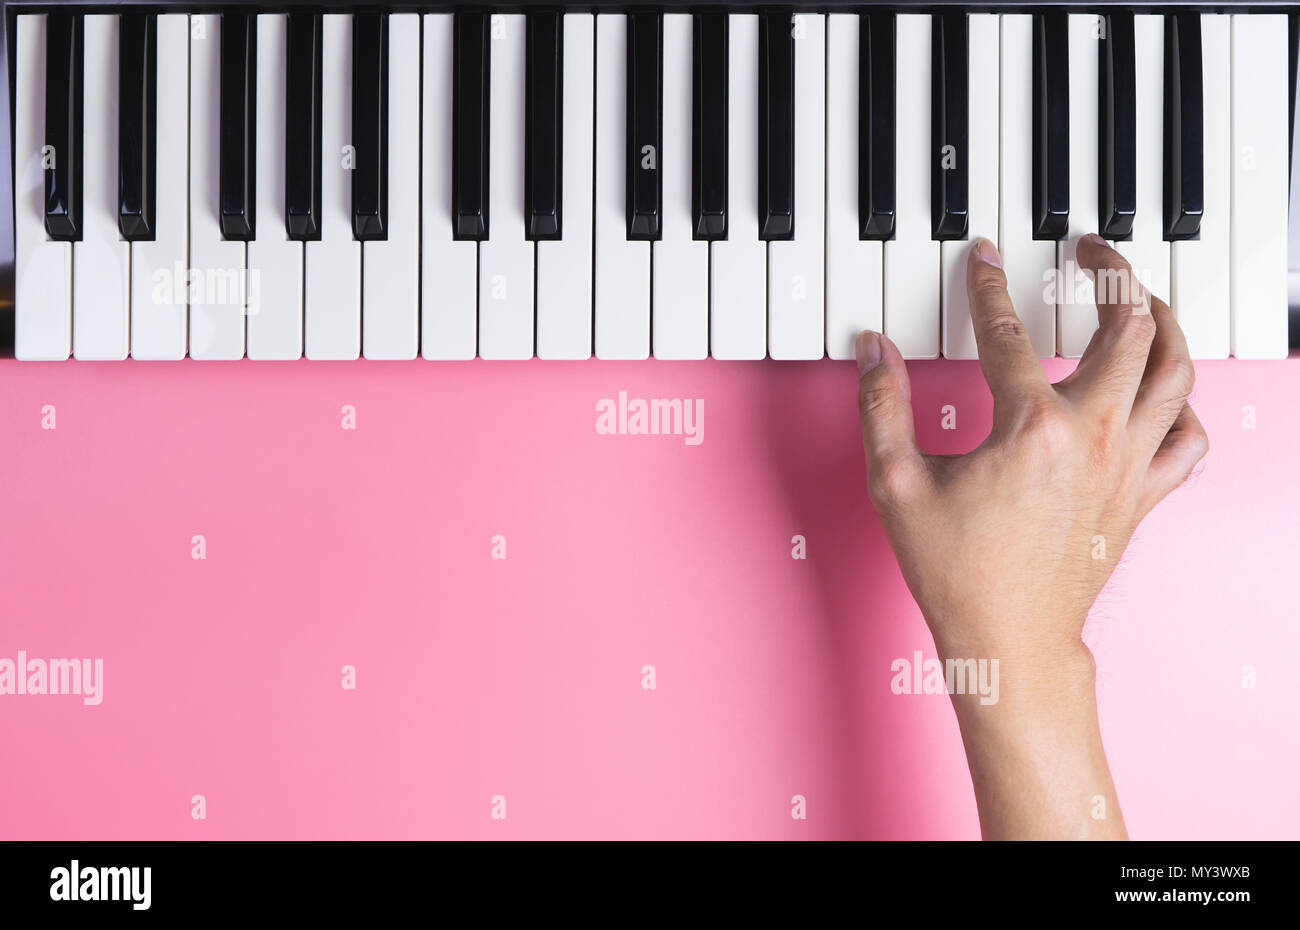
998, 14, 1056, 358
130, 14, 189, 361
72, 15, 129, 360
651, 13, 708, 360
768, 12, 825, 360
1230, 14, 1290, 360
594, 14, 650, 359
14, 14, 72, 361
883, 13, 939, 359
1172, 15, 1230, 360
246, 13, 303, 361
362, 13, 419, 360
189, 13, 246, 360
941, 13, 998, 361
304, 13, 360, 360
1056, 13, 1101, 358
1114, 15, 1170, 305
710, 13, 766, 360
536, 13, 594, 360
422, 14, 478, 360
825, 13, 882, 361
478, 13, 535, 360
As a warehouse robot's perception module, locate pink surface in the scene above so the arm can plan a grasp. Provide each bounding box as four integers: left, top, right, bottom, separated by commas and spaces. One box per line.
0, 356, 1297, 840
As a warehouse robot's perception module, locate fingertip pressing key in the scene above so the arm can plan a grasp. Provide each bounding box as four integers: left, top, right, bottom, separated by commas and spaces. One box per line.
970, 237, 1002, 268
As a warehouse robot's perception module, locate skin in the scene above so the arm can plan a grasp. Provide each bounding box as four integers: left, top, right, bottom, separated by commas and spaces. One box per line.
855, 234, 1209, 840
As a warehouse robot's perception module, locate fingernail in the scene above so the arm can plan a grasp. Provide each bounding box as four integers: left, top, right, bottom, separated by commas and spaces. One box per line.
1080, 232, 1110, 249
972, 238, 1002, 268
855, 331, 883, 375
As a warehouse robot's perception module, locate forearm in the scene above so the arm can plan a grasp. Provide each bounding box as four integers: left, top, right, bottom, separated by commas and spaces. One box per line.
948, 648, 1127, 840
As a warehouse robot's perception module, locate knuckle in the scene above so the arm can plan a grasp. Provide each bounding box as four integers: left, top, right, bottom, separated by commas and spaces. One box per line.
867, 455, 923, 508
1154, 354, 1196, 399
1188, 426, 1210, 461
981, 314, 1029, 345
1116, 308, 1158, 345
1148, 395, 1189, 436
1173, 413, 1211, 462
969, 275, 1010, 307
858, 381, 897, 420
970, 262, 1009, 294
1086, 426, 1122, 474
1019, 400, 1071, 451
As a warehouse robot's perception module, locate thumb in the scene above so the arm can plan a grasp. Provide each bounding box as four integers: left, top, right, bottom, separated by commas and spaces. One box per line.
856, 331, 922, 487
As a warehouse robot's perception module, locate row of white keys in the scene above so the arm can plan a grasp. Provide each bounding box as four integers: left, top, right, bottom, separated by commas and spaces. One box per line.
246, 13, 302, 361
653, 13, 708, 360
883, 13, 939, 359
14, 15, 71, 361
305, 14, 361, 360
1114, 15, 1170, 310
1230, 14, 1290, 359
1173, 14, 1230, 359
999, 14, 1056, 357
422, 13, 477, 359
768, 12, 825, 360
825, 14, 881, 361
940, 13, 999, 361
362, 14, 420, 360
190, 13, 245, 360
709, 13, 765, 360
131, 14, 189, 360
536, 14, 594, 360
479, 13, 534, 360
594, 14, 650, 359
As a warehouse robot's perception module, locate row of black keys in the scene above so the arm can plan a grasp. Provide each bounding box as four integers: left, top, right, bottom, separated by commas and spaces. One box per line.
41, 8, 1205, 246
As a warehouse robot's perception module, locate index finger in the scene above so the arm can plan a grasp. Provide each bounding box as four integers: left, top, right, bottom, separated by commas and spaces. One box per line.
965, 239, 1051, 413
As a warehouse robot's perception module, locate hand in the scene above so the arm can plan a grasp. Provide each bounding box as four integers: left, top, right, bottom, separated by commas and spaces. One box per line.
855, 235, 1208, 839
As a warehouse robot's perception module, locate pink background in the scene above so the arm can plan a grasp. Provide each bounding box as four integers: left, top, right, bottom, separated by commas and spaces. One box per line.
0, 356, 1297, 840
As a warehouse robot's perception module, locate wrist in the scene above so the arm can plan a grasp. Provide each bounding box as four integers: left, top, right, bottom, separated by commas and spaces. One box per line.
927, 627, 1098, 730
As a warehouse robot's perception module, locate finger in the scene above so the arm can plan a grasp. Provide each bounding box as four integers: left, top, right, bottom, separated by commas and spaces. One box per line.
1142, 403, 1209, 512
856, 331, 927, 507
1129, 293, 1195, 453
1059, 234, 1158, 411
965, 238, 1051, 415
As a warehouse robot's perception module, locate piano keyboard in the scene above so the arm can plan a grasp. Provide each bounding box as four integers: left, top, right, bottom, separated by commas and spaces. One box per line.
2, 3, 1296, 361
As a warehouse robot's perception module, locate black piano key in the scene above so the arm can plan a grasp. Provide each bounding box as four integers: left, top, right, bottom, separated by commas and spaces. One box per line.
758, 10, 794, 241
860, 12, 895, 241
692, 11, 727, 241
1099, 12, 1136, 240
1032, 11, 1069, 241
118, 12, 155, 241
453, 11, 490, 241
931, 12, 968, 241
526, 11, 563, 241
627, 12, 663, 241
44, 13, 83, 242
352, 11, 388, 241
219, 13, 256, 241
1163, 13, 1203, 241
286, 12, 322, 241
